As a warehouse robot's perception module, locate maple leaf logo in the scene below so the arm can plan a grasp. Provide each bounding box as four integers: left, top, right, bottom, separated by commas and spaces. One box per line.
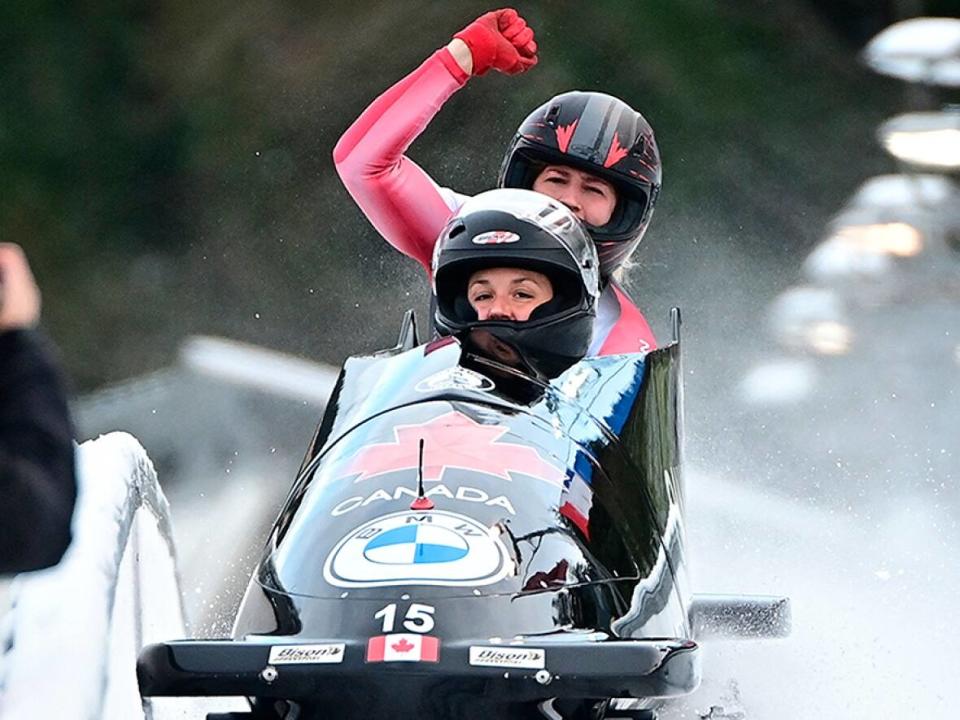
603, 132, 629, 168
392, 638, 415, 653
342, 411, 565, 487
555, 120, 578, 153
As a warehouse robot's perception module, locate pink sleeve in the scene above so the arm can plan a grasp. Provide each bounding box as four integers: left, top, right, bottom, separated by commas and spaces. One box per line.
598, 284, 658, 355
333, 49, 470, 272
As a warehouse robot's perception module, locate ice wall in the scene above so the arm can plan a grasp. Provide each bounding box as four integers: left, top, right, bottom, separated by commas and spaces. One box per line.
0, 433, 188, 719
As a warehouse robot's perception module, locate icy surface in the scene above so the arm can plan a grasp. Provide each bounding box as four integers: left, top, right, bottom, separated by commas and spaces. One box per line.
661, 468, 957, 720
0, 433, 241, 719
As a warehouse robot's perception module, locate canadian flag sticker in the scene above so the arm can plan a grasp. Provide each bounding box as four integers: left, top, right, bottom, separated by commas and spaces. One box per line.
366, 633, 440, 663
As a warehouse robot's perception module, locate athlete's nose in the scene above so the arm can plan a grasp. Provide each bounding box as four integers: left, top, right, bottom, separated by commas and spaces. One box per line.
557, 188, 583, 218
485, 297, 515, 321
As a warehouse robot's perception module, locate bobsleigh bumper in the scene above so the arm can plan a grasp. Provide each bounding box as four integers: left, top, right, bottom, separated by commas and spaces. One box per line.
138, 637, 700, 703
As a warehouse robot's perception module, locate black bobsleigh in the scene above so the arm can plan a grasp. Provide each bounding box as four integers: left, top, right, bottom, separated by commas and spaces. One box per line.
138, 311, 790, 720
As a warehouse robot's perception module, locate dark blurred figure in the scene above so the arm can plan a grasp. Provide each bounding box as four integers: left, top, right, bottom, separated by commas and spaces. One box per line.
0, 243, 76, 573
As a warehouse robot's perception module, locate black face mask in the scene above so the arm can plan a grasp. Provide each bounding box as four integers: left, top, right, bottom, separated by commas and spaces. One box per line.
459, 325, 582, 382
459, 329, 547, 405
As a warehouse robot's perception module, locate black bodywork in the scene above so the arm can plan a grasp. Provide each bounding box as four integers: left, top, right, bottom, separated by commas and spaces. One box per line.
139, 312, 784, 719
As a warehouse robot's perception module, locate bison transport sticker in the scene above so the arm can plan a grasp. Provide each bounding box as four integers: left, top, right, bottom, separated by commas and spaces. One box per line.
323, 510, 511, 588
268, 644, 345, 665
469, 646, 546, 669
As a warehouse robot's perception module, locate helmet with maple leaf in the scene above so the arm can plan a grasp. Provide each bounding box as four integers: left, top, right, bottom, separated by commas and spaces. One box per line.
498, 91, 661, 279
432, 188, 599, 379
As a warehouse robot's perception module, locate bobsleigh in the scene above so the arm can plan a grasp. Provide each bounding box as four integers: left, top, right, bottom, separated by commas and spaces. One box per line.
138, 310, 790, 720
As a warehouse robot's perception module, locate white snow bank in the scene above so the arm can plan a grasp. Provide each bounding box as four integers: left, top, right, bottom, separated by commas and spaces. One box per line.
0, 432, 224, 719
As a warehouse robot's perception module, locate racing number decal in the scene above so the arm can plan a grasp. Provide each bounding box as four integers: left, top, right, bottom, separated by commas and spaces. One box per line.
374, 603, 436, 634
404, 604, 436, 633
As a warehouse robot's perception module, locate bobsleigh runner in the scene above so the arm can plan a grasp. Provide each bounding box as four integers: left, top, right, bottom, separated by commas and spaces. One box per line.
137, 307, 790, 720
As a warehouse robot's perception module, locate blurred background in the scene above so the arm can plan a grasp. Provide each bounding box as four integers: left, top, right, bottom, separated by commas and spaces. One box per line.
11, 0, 951, 387
3, 0, 958, 716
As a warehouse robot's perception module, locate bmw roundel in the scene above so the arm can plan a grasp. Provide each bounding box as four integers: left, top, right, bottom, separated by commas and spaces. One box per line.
363, 524, 468, 564
324, 510, 511, 588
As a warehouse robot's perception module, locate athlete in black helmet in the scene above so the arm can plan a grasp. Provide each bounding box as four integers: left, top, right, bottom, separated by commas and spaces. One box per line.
334, 8, 660, 355
432, 189, 599, 378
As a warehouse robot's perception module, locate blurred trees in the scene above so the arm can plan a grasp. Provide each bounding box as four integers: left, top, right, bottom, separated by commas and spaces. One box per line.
1, 0, 900, 390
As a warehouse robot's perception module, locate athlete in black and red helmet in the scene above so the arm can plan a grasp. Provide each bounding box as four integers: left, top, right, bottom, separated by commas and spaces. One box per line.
334, 8, 660, 355
499, 91, 661, 278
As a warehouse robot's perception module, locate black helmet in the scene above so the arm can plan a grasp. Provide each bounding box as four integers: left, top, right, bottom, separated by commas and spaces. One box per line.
432, 189, 600, 379
498, 91, 661, 278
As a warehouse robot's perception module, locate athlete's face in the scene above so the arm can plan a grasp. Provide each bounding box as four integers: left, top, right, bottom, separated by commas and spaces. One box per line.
467, 267, 553, 322
533, 165, 617, 227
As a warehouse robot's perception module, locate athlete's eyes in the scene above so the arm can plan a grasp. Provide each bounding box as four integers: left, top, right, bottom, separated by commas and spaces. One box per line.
470, 291, 492, 303
512, 287, 541, 300
585, 184, 612, 197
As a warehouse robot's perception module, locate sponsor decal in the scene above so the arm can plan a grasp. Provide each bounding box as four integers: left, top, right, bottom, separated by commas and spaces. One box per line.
374, 603, 436, 634
366, 634, 439, 663
469, 646, 546, 669
415, 367, 495, 393
268, 643, 345, 665
324, 510, 510, 588
341, 411, 565, 487
330, 483, 516, 517
471, 230, 520, 245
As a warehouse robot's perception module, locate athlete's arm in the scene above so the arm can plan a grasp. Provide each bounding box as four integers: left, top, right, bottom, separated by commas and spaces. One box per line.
333, 49, 469, 271
0, 330, 76, 573
0, 245, 76, 573
333, 9, 538, 272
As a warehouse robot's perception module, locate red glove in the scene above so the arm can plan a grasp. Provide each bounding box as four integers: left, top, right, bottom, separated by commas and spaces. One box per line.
454, 8, 538, 76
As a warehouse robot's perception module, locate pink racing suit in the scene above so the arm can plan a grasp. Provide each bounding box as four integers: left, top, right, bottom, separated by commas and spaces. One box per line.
333, 48, 656, 355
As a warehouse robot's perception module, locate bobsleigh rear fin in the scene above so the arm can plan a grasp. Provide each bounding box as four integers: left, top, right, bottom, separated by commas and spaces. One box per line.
395, 308, 420, 352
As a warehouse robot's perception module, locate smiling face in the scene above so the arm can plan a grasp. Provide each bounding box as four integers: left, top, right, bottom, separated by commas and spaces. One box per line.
532, 165, 617, 227
467, 267, 554, 322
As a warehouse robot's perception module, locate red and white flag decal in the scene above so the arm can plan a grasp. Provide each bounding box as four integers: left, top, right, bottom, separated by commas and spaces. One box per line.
366, 633, 440, 663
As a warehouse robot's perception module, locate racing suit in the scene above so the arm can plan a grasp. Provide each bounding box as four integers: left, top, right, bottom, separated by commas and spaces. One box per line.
0, 329, 76, 573
333, 48, 656, 355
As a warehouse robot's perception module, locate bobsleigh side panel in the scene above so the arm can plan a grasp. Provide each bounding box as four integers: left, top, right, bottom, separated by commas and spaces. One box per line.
264, 400, 651, 594
235, 340, 690, 643
591, 341, 691, 629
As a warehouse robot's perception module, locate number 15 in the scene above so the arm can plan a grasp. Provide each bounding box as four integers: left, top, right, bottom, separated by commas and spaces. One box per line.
373, 603, 436, 633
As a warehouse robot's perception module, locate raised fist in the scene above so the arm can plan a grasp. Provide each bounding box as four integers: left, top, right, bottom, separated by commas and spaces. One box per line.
453, 8, 538, 76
